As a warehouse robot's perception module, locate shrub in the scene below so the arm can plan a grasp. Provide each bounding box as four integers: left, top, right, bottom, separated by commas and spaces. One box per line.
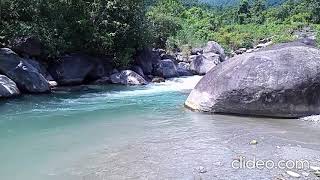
0, 0, 150, 65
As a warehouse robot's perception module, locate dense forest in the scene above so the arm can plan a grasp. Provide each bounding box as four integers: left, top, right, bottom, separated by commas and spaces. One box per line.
0, 0, 319, 67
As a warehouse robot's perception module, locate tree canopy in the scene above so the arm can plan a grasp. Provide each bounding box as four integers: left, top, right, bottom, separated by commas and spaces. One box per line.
0, 0, 319, 66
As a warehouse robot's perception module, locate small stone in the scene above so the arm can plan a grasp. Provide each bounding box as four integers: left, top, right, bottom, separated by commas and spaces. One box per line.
250, 140, 258, 145
197, 166, 207, 174
286, 171, 301, 178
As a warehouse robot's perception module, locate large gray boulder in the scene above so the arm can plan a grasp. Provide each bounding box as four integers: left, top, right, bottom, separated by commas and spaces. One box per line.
0, 48, 50, 93
134, 48, 160, 75
190, 54, 221, 75
185, 44, 320, 118
48, 54, 112, 85
203, 41, 226, 61
110, 70, 147, 85
154, 59, 179, 78
0, 75, 20, 97
24, 58, 53, 81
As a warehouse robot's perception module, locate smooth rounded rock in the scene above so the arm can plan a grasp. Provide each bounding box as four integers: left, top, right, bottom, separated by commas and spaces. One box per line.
185, 44, 320, 118
0, 75, 20, 97
110, 70, 147, 85
0, 48, 50, 93
154, 59, 179, 78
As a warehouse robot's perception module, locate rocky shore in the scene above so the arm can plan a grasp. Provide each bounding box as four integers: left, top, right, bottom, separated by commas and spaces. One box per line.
1, 34, 320, 119
0, 37, 226, 98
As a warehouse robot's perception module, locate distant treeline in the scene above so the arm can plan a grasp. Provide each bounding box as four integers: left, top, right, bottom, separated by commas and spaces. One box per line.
0, 0, 319, 66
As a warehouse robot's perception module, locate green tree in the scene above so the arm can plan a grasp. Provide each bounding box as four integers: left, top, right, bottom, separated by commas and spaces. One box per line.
0, 0, 150, 66
237, 0, 251, 24
147, 0, 185, 48
251, 0, 267, 24
308, 0, 320, 23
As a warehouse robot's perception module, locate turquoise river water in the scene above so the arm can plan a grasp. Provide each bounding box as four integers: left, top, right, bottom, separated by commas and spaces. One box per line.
0, 76, 320, 180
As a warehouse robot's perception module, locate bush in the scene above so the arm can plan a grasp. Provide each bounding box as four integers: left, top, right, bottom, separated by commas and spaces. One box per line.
0, 0, 150, 66
146, 0, 185, 48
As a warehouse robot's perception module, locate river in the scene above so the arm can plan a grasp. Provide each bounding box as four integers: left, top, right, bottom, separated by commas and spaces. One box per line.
0, 76, 319, 180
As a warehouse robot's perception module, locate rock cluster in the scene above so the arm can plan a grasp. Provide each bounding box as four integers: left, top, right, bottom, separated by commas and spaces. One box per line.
0, 35, 225, 98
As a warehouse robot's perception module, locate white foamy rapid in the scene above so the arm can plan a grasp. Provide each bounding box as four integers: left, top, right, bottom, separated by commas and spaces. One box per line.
50, 76, 203, 113
145, 75, 203, 93
85, 75, 203, 99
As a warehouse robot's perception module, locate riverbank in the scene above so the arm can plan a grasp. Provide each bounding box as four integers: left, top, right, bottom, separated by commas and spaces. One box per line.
1, 76, 319, 180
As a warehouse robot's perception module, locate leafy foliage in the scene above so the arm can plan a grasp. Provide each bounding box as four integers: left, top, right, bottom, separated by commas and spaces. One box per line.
0, 0, 319, 66
0, 0, 150, 66
147, 0, 320, 52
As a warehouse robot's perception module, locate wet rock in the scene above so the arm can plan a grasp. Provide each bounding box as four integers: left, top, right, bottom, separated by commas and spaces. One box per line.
24, 58, 53, 81
151, 77, 165, 83
134, 48, 160, 75
0, 48, 50, 93
190, 54, 221, 75
0, 75, 20, 97
48, 54, 112, 85
154, 59, 179, 78
185, 43, 320, 118
110, 70, 147, 85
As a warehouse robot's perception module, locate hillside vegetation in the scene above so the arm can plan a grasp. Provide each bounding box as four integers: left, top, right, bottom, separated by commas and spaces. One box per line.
0, 0, 319, 66
149, 0, 320, 52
